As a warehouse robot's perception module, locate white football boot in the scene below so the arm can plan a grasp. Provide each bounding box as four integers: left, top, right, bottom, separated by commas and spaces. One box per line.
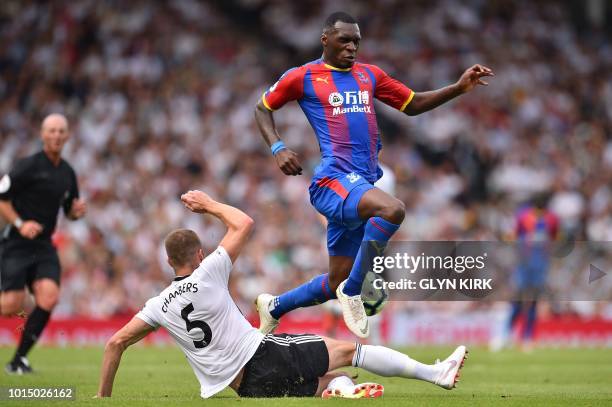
434, 345, 468, 390
254, 293, 279, 334
336, 280, 369, 338
322, 382, 384, 399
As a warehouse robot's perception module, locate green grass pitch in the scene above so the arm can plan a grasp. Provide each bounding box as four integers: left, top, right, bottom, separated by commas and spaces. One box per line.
1, 346, 610, 406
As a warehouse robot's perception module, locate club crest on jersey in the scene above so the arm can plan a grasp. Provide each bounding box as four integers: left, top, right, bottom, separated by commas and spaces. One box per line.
328, 92, 344, 107
346, 172, 361, 183
357, 71, 369, 84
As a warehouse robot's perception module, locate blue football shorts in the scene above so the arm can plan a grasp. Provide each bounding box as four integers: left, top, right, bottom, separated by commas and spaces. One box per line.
309, 172, 375, 258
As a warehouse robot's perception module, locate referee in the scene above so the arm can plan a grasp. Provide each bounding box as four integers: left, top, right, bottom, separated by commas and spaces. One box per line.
0, 114, 86, 374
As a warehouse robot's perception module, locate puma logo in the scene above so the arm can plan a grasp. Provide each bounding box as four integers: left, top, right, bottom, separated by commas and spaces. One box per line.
316, 77, 329, 84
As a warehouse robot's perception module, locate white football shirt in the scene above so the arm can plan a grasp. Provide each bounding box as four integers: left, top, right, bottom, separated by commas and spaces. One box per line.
136, 246, 264, 398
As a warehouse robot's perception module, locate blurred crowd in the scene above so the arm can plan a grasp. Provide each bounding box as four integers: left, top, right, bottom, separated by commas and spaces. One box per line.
0, 0, 610, 318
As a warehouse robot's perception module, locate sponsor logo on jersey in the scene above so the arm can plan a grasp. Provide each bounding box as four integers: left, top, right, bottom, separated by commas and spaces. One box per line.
328, 92, 344, 107
332, 105, 372, 115
347, 172, 361, 183
316, 76, 329, 84
330, 90, 370, 116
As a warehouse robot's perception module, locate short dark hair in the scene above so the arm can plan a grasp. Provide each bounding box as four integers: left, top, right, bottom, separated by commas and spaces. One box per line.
164, 229, 202, 269
532, 193, 550, 210
323, 12, 357, 33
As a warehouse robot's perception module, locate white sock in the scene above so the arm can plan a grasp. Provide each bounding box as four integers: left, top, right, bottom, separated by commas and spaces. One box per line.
326, 375, 355, 393
352, 343, 439, 383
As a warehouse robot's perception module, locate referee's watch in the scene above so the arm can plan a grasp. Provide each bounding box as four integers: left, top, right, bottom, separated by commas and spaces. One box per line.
13, 217, 23, 230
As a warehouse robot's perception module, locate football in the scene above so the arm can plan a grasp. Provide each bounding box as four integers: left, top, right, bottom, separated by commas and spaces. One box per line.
361, 271, 389, 316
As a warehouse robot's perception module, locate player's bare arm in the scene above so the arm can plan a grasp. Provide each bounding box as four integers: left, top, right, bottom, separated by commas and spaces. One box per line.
180, 190, 254, 262
254, 99, 303, 176
97, 317, 155, 397
403, 64, 494, 116
0, 200, 43, 239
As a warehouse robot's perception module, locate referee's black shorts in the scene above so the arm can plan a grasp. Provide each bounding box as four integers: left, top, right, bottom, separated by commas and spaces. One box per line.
0, 240, 61, 292
237, 333, 329, 397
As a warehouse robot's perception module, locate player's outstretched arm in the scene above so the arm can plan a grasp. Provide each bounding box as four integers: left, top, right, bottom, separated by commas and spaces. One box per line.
254, 99, 302, 176
403, 64, 494, 116
97, 317, 155, 397
181, 190, 254, 263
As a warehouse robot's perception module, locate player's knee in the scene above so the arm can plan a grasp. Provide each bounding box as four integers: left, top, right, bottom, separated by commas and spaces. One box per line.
33, 281, 60, 311
0, 302, 22, 316
105, 335, 127, 352
325, 338, 356, 368
36, 294, 59, 311
378, 199, 405, 224
0, 306, 17, 317
340, 342, 357, 366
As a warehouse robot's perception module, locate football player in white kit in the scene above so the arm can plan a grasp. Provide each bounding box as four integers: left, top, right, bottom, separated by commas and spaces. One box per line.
97, 190, 467, 399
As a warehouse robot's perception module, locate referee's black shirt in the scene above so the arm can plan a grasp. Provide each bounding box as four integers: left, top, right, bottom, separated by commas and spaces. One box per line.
0, 151, 79, 242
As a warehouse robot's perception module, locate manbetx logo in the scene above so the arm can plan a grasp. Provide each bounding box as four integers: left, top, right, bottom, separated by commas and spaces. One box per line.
329, 90, 371, 116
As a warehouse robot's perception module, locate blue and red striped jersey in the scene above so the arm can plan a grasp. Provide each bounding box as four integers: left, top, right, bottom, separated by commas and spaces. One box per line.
515, 206, 559, 267
515, 207, 559, 243
262, 58, 413, 183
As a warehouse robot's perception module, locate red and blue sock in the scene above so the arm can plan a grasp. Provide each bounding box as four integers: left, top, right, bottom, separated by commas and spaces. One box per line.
342, 217, 400, 296
523, 302, 538, 340
269, 273, 335, 320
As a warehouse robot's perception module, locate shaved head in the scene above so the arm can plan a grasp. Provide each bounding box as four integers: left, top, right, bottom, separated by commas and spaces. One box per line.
40, 113, 70, 162
42, 113, 69, 131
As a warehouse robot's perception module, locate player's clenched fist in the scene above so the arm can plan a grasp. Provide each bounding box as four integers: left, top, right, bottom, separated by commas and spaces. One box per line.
181, 190, 216, 213
18, 220, 43, 239
275, 148, 303, 176
69, 198, 87, 220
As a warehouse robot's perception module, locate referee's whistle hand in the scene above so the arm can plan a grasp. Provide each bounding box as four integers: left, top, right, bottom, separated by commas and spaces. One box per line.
19, 220, 43, 239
